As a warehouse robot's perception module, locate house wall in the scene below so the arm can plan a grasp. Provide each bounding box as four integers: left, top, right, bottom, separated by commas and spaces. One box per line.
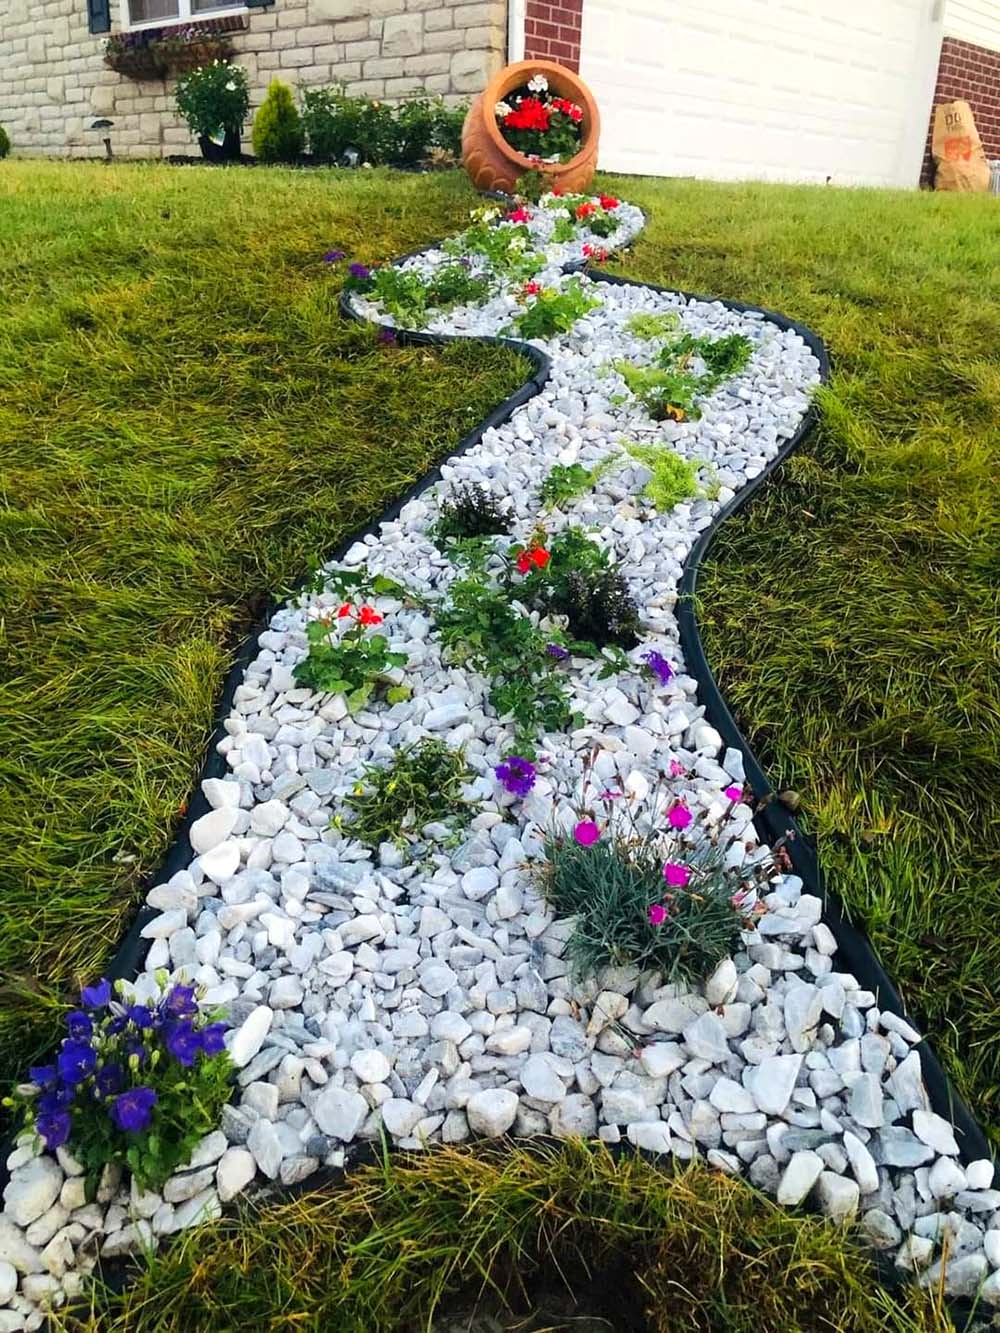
0, 0, 507, 159
522, 0, 581, 71
921, 33, 1000, 183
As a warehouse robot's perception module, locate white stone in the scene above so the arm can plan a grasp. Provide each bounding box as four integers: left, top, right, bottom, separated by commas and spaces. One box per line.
199, 841, 241, 884
189, 806, 240, 855
466, 1089, 519, 1137
911, 1109, 960, 1157
351, 1050, 391, 1084
312, 1087, 368, 1141
381, 1099, 422, 1137
0, 1261, 16, 1304
683, 1011, 729, 1064
461, 867, 499, 901
627, 1122, 672, 1154
842, 1131, 879, 1194
748, 1054, 801, 1115
776, 1151, 824, 1206
216, 1147, 256, 1204
3, 1158, 63, 1228
520, 1054, 566, 1102
704, 958, 738, 1006
815, 1171, 859, 1222
251, 800, 289, 837
228, 1005, 273, 1068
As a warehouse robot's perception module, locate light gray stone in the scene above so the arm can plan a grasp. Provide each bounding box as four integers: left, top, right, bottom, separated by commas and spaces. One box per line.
312, 1087, 368, 1141
776, 1151, 824, 1205
3, 1159, 62, 1228
466, 1089, 518, 1137
216, 1147, 256, 1203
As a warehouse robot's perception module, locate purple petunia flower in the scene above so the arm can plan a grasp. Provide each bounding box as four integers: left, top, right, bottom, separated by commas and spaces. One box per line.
96, 1063, 125, 1098
377, 327, 397, 345
163, 985, 197, 1020
642, 649, 674, 686
545, 642, 570, 661
322, 249, 346, 263
164, 1020, 202, 1068
495, 755, 537, 798
348, 262, 370, 280
66, 1011, 93, 1042
81, 978, 112, 1010
110, 1086, 157, 1134
127, 1004, 155, 1030
29, 1064, 57, 1089
57, 1040, 96, 1087
37, 1110, 72, 1151
199, 1022, 228, 1057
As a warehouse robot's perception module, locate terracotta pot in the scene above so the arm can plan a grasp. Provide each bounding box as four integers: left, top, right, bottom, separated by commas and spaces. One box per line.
462, 59, 600, 195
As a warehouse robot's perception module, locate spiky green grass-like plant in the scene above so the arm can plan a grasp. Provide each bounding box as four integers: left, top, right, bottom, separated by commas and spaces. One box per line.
625, 440, 702, 510
338, 737, 475, 850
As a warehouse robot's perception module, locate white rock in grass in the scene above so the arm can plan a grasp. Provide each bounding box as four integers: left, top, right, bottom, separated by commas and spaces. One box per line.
189, 807, 240, 855
350, 1050, 391, 1085
0, 1260, 17, 1304
978, 1269, 1000, 1307
520, 1054, 566, 1102
312, 1087, 368, 1141
776, 1151, 824, 1206
912, 1110, 960, 1157
815, 1172, 859, 1222
747, 1055, 801, 1116
627, 1122, 672, 1154
228, 1005, 273, 1068
381, 1100, 423, 1138
466, 1089, 518, 1137
216, 1147, 256, 1204
842, 1131, 879, 1195
895, 1235, 935, 1271
3, 1159, 63, 1228
920, 1253, 988, 1299
704, 958, 738, 1007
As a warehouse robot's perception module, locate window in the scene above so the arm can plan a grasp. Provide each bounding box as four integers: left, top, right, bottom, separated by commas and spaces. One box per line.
124, 0, 243, 30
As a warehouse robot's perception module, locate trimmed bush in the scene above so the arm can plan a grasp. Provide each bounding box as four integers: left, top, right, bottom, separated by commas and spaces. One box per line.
0, 127, 10, 159
302, 85, 467, 165
252, 79, 304, 163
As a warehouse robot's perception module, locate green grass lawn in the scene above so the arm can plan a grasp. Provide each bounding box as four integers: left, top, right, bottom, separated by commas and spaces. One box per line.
1, 160, 997, 1325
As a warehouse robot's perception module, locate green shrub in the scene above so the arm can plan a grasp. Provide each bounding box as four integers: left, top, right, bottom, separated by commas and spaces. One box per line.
0, 127, 10, 159
293, 604, 408, 712
175, 62, 249, 142
625, 441, 702, 510
339, 738, 475, 849
513, 527, 641, 651
302, 86, 467, 165
252, 79, 304, 163
539, 457, 615, 509
539, 831, 749, 984
364, 262, 492, 328
613, 360, 704, 421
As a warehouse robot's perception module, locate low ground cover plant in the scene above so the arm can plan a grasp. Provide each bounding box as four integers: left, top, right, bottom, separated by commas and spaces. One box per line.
293, 602, 408, 711
625, 441, 702, 510
251, 79, 304, 164
8, 977, 230, 1193
443, 212, 543, 284
509, 277, 600, 339
614, 329, 754, 422
339, 738, 474, 850
434, 482, 512, 544
539, 457, 615, 509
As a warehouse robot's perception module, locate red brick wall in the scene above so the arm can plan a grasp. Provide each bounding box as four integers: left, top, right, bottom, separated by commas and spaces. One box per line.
921, 35, 1000, 185
523, 0, 583, 72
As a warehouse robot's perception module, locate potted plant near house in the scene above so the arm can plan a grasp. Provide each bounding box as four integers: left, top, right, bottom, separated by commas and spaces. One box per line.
175, 60, 249, 162
462, 59, 600, 195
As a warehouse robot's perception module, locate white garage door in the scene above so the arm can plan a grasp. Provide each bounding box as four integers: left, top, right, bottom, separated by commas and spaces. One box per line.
579, 0, 944, 186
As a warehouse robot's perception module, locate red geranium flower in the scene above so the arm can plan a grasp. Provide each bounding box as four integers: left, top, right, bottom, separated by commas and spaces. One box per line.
531, 546, 550, 568
357, 606, 383, 626
523, 281, 541, 296
552, 186, 564, 197
504, 97, 550, 132
508, 206, 530, 223
337, 603, 353, 618
575, 202, 597, 220
516, 545, 550, 574
598, 194, 620, 210
582, 243, 608, 263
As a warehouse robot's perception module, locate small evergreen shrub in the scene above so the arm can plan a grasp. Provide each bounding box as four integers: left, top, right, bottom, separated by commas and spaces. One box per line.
435, 483, 512, 543
252, 80, 304, 163
0, 127, 10, 159
175, 62, 249, 143
340, 738, 475, 849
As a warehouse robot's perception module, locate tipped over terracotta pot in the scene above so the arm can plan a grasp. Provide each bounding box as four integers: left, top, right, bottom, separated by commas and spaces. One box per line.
462, 59, 600, 196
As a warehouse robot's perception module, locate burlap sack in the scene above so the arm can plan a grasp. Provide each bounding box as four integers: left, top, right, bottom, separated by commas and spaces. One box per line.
932, 100, 990, 192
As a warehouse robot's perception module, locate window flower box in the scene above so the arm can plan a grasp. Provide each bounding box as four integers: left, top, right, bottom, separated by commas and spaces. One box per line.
104, 38, 168, 80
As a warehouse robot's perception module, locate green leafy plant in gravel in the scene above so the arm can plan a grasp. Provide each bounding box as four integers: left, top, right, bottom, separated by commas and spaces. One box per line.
75, 1143, 954, 1332
625, 441, 702, 510
514, 527, 641, 650
614, 329, 754, 421
434, 481, 512, 544
539, 457, 615, 509
444, 214, 543, 284
0, 161, 528, 1098
338, 738, 474, 850
363, 262, 493, 328
539, 831, 751, 984
293, 605, 407, 711
436, 565, 576, 752
509, 277, 600, 340
625, 311, 681, 340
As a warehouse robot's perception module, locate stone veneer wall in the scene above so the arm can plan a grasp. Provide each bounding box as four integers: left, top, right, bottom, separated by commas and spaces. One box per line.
0, 0, 507, 159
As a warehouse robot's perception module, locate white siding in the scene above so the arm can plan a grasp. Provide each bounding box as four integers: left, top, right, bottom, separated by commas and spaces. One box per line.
580, 0, 944, 187
944, 0, 1000, 52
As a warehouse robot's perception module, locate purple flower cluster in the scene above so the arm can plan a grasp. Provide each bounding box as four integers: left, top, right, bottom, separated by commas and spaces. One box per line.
642, 648, 674, 686
27, 980, 228, 1151
495, 755, 536, 798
